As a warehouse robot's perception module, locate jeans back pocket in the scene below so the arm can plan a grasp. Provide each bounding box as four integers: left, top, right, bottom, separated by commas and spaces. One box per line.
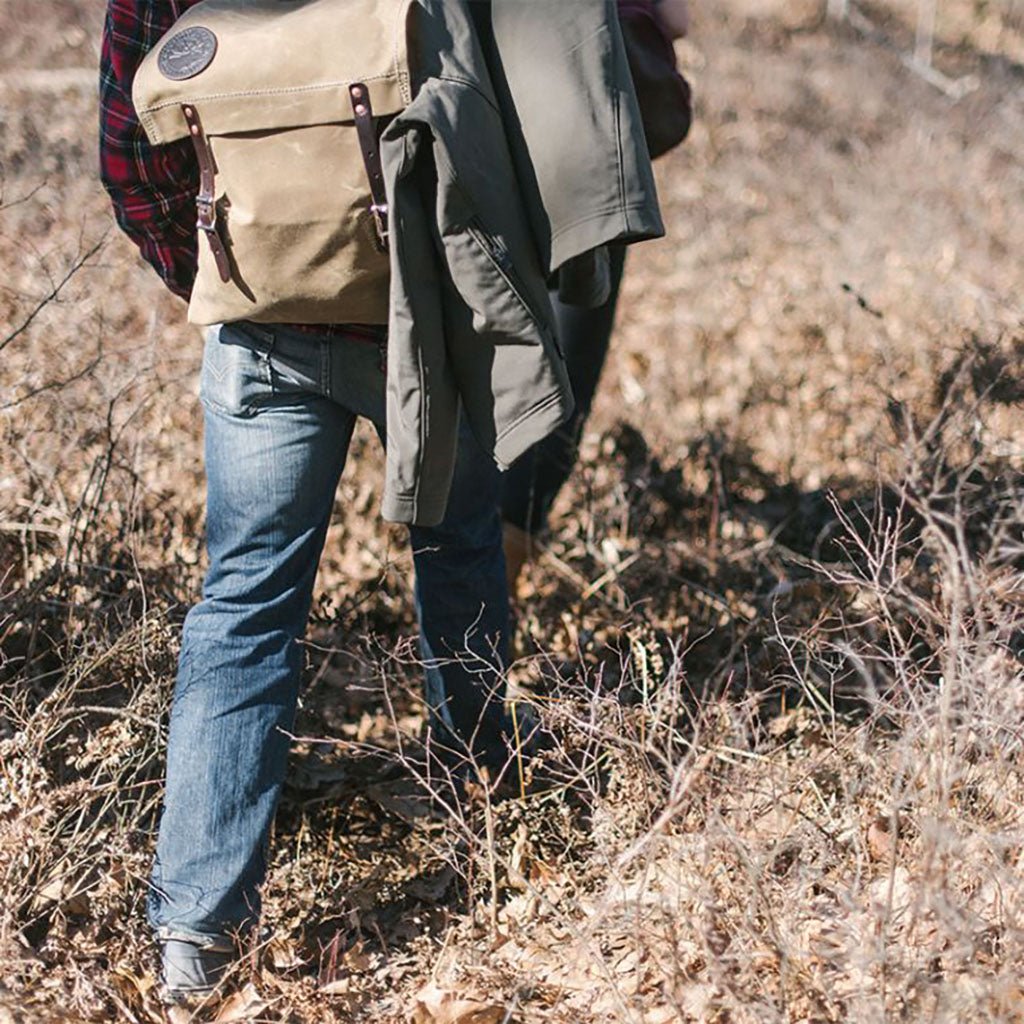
199, 322, 276, 418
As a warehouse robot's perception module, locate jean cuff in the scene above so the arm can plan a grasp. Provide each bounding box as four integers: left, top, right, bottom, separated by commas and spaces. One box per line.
154, 926, 236, 954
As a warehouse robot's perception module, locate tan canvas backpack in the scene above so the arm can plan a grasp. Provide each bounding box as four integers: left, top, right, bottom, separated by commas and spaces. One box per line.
132, 0, 413, 326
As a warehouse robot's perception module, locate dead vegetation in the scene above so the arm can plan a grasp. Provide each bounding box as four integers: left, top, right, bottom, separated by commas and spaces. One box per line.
2, 2, 1024, 1022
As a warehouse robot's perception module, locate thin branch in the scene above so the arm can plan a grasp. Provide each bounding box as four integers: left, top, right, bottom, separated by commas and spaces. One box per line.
0, 234, 107, 354
53, 703, 162, 732
0, 345, 105, 411
0, 180, 47, 214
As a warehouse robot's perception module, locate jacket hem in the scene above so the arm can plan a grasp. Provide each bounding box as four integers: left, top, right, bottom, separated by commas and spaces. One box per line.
381, 490, 447, 528
549, 203, 665, 272
492, 390, 574, 471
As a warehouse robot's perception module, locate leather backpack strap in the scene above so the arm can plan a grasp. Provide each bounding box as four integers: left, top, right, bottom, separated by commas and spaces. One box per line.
181, 104, 232, 283
349, 83, 389, 252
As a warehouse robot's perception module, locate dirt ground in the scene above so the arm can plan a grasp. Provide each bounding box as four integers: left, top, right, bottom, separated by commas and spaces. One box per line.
2, 2, 1024, 1022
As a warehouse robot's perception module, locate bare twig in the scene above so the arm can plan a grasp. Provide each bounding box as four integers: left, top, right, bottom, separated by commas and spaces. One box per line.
0, 234, 107, 355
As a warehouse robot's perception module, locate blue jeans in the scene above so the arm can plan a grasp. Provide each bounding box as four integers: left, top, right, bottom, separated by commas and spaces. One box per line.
148, 321, 510, 946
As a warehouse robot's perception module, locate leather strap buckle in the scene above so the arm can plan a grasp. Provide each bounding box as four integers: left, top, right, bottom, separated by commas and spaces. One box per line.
349, 83, 389, 253
195, 196, 216, 231
181, 103, 232, 283
370, 203, 389, 249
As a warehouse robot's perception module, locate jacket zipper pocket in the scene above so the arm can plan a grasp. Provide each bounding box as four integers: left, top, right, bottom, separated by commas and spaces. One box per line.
465, 218, 544, 330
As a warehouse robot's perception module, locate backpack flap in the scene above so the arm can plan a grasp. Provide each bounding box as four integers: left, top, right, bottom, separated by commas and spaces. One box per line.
133, 0, 413, 143
132, 0, 413, 326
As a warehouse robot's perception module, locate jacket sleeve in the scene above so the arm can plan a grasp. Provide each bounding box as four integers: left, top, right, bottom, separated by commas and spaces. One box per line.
380, 121, 460, 527
489, 0, 664, 273
99, 0, 199, 300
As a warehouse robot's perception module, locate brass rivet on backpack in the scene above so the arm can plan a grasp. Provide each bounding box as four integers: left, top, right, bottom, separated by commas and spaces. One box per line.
355, 104, 367, 116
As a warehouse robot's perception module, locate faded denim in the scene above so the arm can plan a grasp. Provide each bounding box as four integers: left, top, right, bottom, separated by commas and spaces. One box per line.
148, 321, 509, 945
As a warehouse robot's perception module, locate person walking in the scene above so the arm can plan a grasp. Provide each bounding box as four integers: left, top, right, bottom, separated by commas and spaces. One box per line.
101, 0, 664, 1007
501, 0, 692, 588
101, 0, 514, 1003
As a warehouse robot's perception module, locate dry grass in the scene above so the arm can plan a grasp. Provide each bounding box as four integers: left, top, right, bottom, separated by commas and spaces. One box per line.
2, 1, 1024, 1021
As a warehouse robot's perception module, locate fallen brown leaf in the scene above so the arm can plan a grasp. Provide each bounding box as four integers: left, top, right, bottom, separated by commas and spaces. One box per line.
411, 982, 507, 1024
867, 814, 897, 862
212, 983, 268, 1022
319, 976, 353, 996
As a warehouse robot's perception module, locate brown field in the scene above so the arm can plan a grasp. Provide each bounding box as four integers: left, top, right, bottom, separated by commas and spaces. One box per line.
2, 2, 1024, 1021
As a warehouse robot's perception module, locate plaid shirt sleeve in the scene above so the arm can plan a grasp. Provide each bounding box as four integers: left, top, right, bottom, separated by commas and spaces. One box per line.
99, 0, 201, 300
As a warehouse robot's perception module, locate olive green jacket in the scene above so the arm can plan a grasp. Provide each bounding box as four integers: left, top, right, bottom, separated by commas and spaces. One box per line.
382, 0, 664, 525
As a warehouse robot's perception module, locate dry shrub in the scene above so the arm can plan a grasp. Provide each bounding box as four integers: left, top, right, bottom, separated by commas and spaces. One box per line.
375, 336, 1024, 1024
3, 1, 1024, 1021
1, 311, 1022, 1024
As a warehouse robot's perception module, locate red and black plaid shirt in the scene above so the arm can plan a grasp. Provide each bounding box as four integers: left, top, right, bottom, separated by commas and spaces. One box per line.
100, 0, 200, 301
99, 0, 384, 341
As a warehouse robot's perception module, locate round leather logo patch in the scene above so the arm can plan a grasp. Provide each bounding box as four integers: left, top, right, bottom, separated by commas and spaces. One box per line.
158, 26, 218, 81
